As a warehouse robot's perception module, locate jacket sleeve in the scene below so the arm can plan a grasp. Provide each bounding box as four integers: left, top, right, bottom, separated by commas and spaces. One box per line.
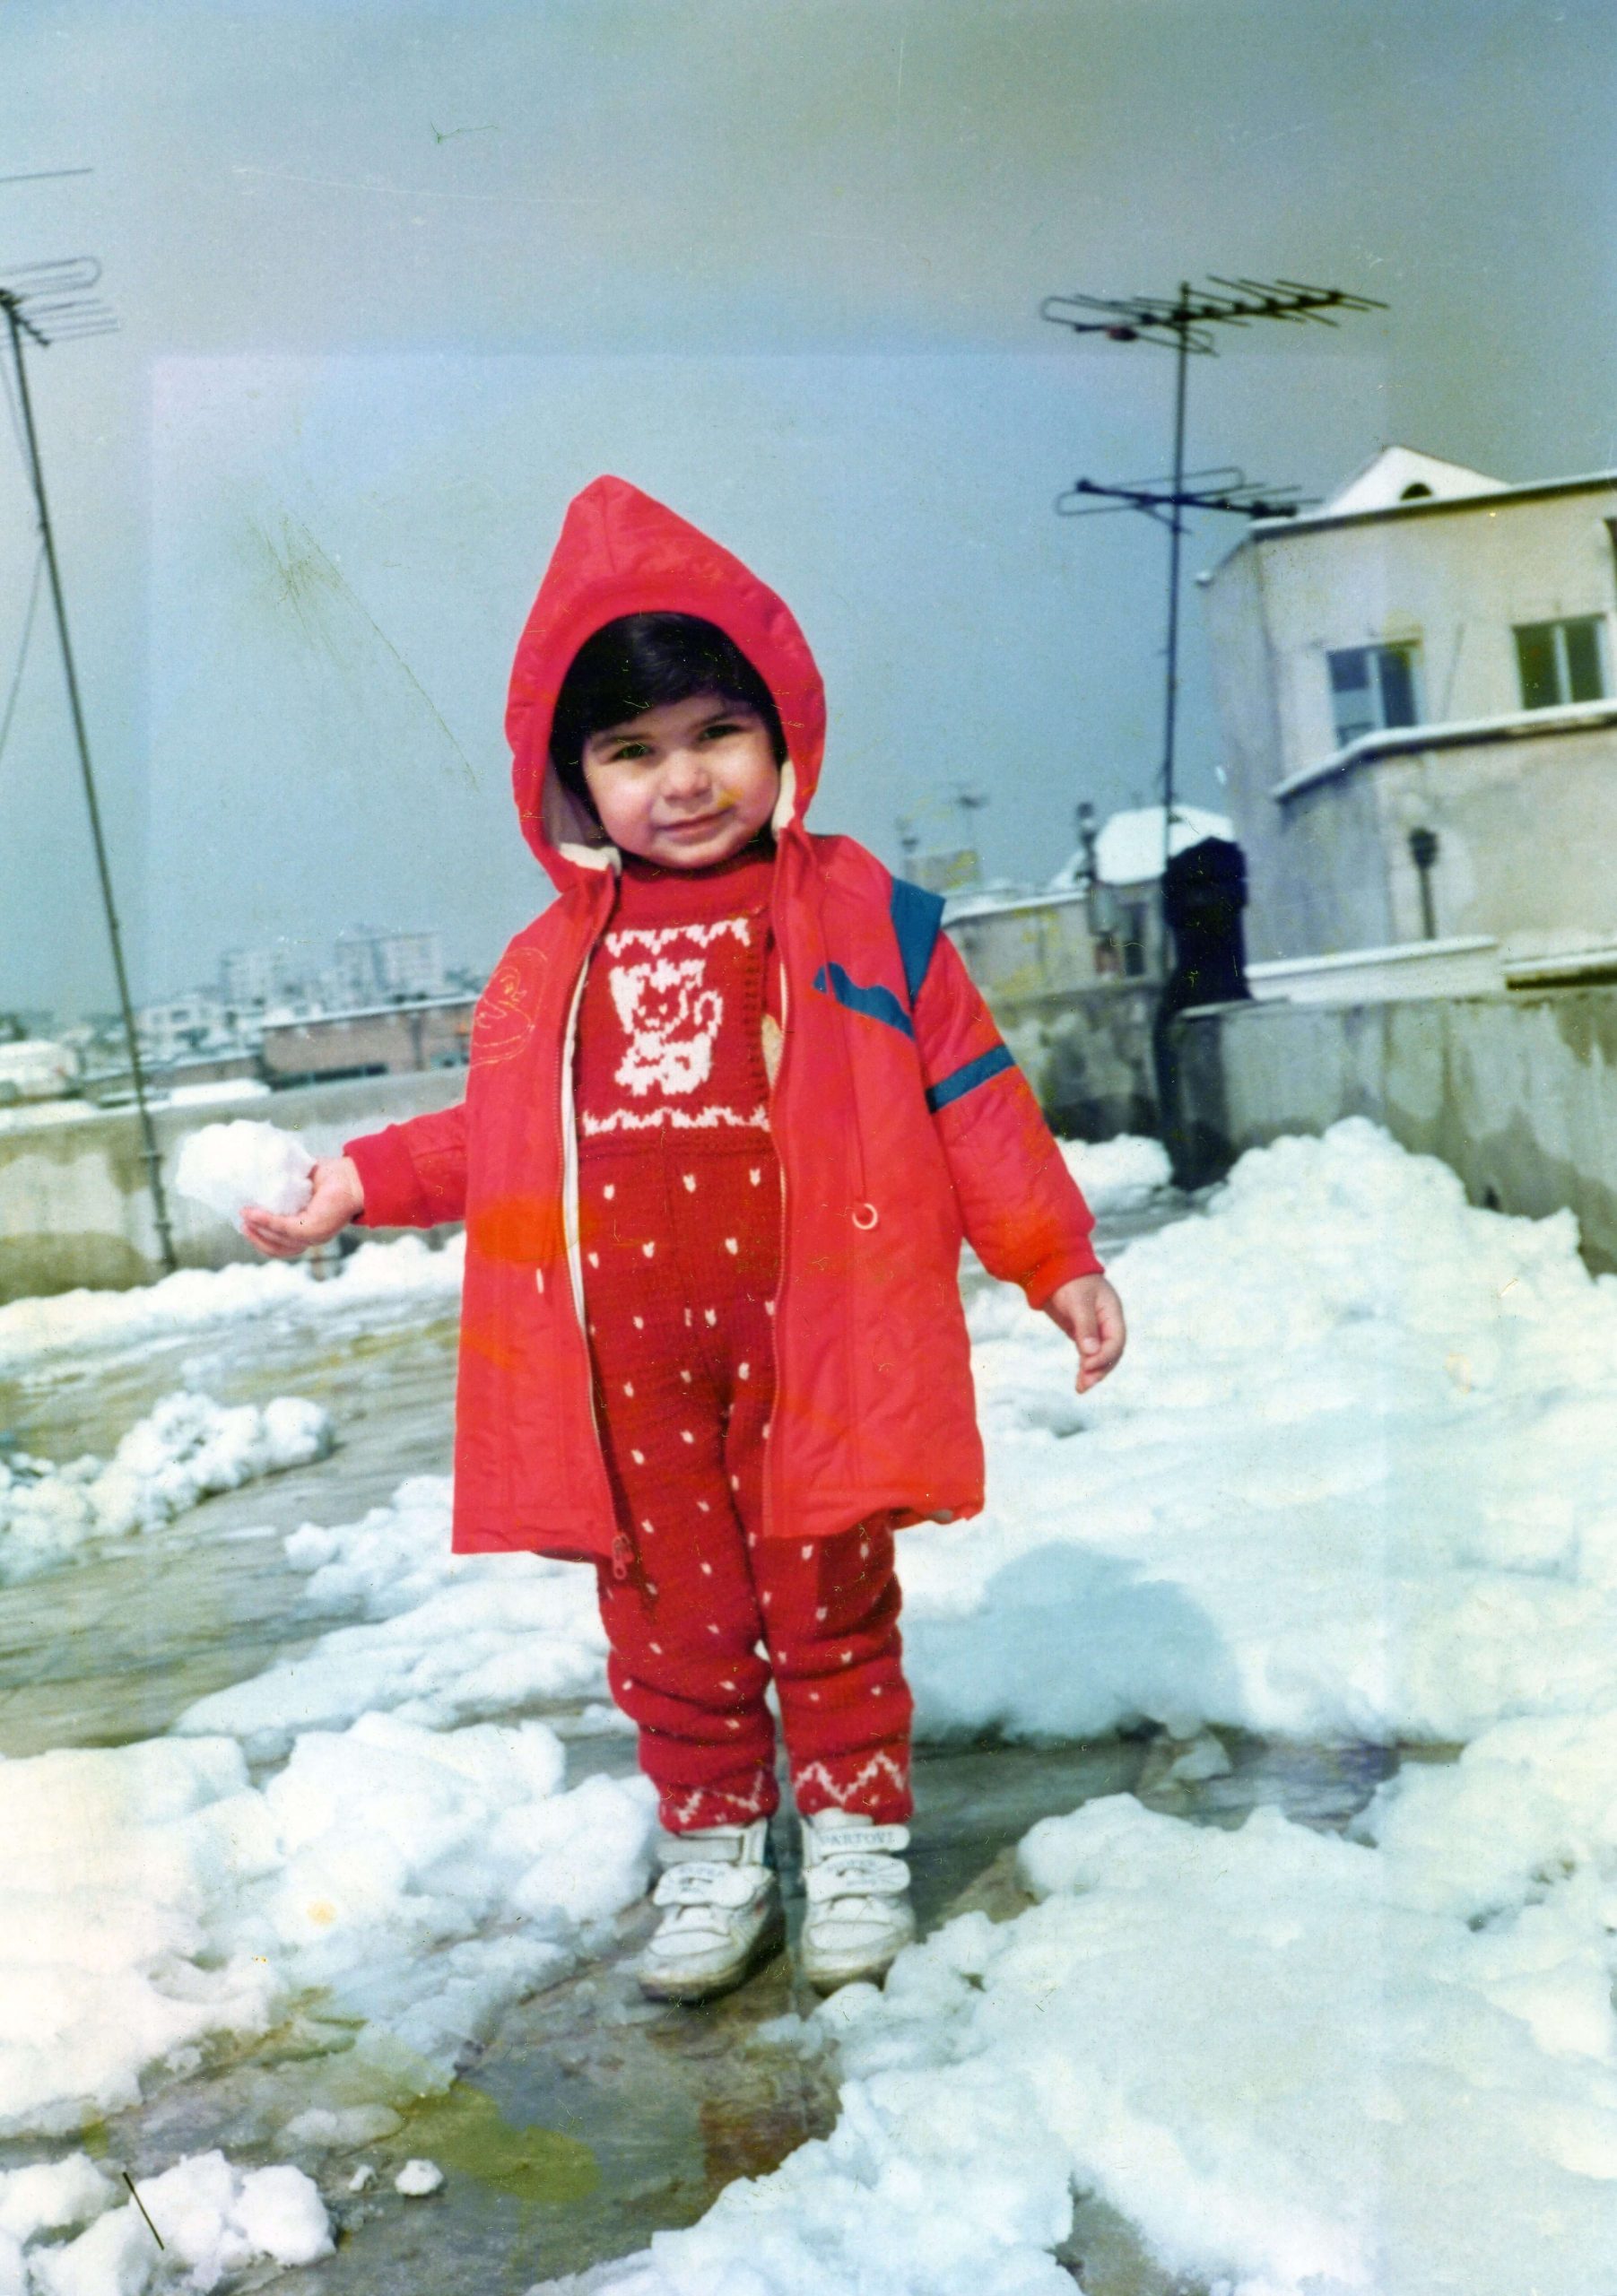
912, 932, 1102, 1304
343, 1102, 468, 1230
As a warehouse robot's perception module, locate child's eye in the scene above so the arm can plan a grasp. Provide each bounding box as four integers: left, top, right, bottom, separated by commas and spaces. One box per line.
608, 741, 654, 762
699, 720, 742, 742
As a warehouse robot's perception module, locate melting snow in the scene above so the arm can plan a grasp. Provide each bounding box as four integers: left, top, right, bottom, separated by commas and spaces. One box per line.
0, 1393, 333, 1583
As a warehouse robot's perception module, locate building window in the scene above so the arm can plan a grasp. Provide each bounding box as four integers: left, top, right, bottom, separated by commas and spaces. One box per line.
1513, 616, 1606, 710
1326, 643, 1420, 750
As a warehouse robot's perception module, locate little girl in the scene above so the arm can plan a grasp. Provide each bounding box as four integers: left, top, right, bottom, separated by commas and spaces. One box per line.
245, 476, 1126, 2004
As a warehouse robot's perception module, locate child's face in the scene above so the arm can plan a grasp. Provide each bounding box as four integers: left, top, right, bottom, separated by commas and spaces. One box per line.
579, 692, 781, 869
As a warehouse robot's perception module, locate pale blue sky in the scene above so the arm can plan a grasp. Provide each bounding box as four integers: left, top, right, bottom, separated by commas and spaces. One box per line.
4, 0, 1615, 1012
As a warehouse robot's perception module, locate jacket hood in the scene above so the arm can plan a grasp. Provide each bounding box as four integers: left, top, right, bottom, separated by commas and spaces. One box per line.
507, 476, 828, 891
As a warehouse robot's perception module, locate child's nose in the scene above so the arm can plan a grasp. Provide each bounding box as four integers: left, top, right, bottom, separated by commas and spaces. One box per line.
665, 748, 712, 796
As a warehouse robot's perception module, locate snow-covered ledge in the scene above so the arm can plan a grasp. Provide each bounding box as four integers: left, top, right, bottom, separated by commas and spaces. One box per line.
1271, 697, 1617, 804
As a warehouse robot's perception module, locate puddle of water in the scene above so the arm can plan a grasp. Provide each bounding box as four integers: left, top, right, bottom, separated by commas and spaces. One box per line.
390, 2088, 599, 2208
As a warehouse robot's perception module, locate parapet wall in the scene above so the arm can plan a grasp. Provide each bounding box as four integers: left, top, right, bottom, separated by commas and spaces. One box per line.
1169, 987, 1617, 1270
0, 1072, 465, 1302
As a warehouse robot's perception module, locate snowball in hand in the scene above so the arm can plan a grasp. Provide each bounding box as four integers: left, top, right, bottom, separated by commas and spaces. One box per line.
175, 1121, 314, 1230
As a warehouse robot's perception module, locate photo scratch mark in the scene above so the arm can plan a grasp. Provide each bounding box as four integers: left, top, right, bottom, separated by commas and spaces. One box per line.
123, 2173, 164, 2249
430, 120, 498, 144
249, 514, 480, 790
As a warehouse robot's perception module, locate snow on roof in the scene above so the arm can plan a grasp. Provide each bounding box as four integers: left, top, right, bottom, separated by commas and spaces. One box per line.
1049, 804, 1233, 891
1321, 445, 1503, 517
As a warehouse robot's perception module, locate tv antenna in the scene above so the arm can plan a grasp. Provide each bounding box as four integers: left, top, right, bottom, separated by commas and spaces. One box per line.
1041, 274, 1386, 873
0, 250, 178, 1270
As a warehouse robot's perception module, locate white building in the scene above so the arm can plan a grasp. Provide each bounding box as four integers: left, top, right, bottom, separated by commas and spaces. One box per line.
334, 926, 446, 1006
137, 992, 228, 1065
221, 945, 290, 1010
0, 1039, 76, 1103
1201, 445, 1617, 985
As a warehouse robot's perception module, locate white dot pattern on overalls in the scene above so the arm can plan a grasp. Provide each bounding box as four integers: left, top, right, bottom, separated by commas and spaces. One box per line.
642, 1240, 656, 1258
738, 1362, 750, 1379
603, 1182, 615, 1199
681, 1430, 694, 1444
622, 1381, 634, 1396
724, 1238, 738, 1255
682, 1174, 697, 1192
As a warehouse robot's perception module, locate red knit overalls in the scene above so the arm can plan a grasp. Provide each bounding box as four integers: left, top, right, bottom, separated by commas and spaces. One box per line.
577, 845, 915, 1833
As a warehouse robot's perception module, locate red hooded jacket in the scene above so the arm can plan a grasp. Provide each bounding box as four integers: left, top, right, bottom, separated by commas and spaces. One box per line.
344, 477, 1100, 1560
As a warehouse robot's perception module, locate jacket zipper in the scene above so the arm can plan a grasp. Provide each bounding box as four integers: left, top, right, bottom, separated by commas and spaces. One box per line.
762, 952, 790, 1544
557, 900, 622, 1571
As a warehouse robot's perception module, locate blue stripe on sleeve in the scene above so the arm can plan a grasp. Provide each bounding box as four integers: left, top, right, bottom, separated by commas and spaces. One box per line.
889, 876, 944, 1006
926, 1042, 1015, 1112
813, 962, 917, 1039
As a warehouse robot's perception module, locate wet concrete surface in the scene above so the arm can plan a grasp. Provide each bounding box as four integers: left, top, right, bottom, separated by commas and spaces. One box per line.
0, 1297, 460, 1756
0, 1196, 1416, 2292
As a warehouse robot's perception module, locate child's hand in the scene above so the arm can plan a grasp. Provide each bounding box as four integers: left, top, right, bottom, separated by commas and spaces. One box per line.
240, 1155, 366, 1259
1043, 1274, 1126, 1395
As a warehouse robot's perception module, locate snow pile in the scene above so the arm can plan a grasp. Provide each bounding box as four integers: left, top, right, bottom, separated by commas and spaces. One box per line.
902, 1117, 1617, 1746
0, 1393, 333, 1582
0, 1231, 464, 1370
0, 1715, 652, 2139
178, 1119, 1617, 1762
175, 1122, 314, 1231
23, 2151, 330, 2296
176, 1478, 609, 1760
552, 1708, 1617, 2296
1059, 1132, 1171, 1216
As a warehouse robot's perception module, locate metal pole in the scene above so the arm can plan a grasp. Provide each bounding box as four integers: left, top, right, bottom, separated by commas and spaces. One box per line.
1161, 283, 1191, 879
3, 296, 178, 1271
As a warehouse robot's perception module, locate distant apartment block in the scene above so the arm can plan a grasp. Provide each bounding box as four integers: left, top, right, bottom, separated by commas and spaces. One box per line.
334, 926, 446, 1007
220, 944, 293, 1010
1201, 445, 1617, 972
137, 991, 229, 1065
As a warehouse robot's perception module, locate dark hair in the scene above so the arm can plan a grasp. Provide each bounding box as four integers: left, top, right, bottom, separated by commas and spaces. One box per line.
549, 613, 787, 813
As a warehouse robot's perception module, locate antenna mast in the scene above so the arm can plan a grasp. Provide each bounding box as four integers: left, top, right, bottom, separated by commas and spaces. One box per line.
0, 251, 178, 1272
1041, 274, 1386, 875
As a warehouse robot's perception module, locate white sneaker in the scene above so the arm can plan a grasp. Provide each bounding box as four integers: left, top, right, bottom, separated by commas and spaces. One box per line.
636, 1819, 785, 2004
798, 1811, 916, 1993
